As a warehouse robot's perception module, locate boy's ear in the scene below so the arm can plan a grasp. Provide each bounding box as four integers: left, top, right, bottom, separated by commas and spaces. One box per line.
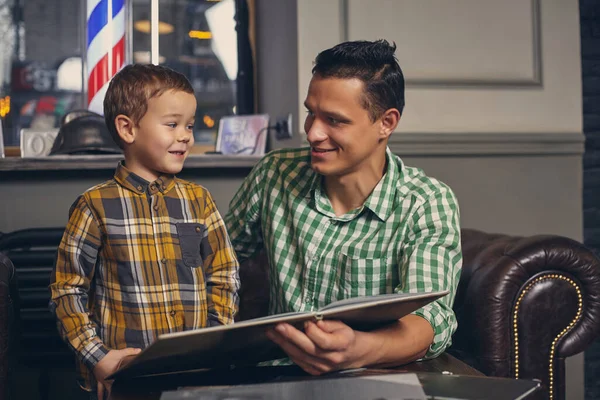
379, 108, 401, 140
115, 115, 136, 145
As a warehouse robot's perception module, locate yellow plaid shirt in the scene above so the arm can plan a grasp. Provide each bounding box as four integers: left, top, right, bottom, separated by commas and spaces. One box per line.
50, 162, 240, 389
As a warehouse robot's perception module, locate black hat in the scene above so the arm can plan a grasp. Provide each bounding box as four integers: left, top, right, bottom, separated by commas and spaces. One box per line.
50, 110, 122, 155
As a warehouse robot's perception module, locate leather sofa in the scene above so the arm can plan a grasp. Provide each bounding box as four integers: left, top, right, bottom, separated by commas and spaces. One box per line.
0, 228, 71, 400
2, 227, 600, 400
238, 228, 600, 400
0, 253, 16, 400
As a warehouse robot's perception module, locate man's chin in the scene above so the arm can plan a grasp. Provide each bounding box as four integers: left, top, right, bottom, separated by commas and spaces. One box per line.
310, 161, 333, 176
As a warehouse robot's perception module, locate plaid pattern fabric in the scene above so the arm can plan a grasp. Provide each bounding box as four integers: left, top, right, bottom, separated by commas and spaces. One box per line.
50, 162, 239, 389
225, 147, 462, 359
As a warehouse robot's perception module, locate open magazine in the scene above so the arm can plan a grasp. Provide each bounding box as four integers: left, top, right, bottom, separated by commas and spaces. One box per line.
109, 290, 448, 380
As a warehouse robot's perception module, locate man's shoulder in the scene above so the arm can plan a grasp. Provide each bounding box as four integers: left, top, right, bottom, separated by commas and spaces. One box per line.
260, 147, 311, 168
251, 147, 313, 182
395, 156, 456, 202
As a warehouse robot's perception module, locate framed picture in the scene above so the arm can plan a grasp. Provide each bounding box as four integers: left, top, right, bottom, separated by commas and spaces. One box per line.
216, 114, 269, 156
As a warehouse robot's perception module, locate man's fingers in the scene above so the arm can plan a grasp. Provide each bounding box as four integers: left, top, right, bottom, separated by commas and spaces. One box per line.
315, 319, 347, 333
305, 321, 350, 351
292, 357, 330, 376
272, 323, 320, 354
267, 328, 331, 373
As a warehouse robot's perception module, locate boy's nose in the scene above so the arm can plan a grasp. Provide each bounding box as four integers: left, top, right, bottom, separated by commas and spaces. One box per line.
177, 131, 192, 143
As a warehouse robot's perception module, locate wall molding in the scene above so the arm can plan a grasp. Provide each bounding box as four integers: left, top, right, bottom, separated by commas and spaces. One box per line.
340, 0, 542, 88
388, 132, 584, 156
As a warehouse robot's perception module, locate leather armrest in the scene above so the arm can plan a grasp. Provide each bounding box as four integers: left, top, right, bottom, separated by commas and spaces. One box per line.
452, 229, 600, 400
0, 253, 16, 400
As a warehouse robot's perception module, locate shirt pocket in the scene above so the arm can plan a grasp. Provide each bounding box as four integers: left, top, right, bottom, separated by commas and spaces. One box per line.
176, 223, 205, 268
339, 253, 395, 298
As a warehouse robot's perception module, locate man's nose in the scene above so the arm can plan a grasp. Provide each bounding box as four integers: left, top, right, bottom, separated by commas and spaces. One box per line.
306, 122, 328, 143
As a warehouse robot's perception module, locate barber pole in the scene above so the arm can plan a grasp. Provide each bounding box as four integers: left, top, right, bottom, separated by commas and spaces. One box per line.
87, 0, 126, 114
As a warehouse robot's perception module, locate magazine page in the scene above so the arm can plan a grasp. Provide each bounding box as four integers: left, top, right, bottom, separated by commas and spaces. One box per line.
319, 290, 448, 312
109, 291, 447, 380
317, 290, 448, 330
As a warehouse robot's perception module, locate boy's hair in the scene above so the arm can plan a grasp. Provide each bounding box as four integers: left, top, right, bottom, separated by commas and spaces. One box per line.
103, 64, 195, 148
312, 39, 405, 121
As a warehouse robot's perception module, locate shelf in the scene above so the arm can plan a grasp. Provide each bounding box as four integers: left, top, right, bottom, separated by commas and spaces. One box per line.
0, 154, 262, 172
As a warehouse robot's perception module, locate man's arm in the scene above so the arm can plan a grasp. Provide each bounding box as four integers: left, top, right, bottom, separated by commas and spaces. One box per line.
202, 192, 241, 325
49, 195, 110, 371
401, 184, 462, 358
223, 157, 267, 262
267, 184, 461, 373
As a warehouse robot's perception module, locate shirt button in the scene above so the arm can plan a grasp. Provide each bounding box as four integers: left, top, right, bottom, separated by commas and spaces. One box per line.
161, 258, 167, 264
162, 185, 167, 190
137, 185, 143, 191
169, 310, 176, 317
153, 205, 159, 211
195, 226, 201, 233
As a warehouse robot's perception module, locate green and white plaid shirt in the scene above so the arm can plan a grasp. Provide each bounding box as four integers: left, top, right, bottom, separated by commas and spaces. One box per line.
225, 147, 462, 357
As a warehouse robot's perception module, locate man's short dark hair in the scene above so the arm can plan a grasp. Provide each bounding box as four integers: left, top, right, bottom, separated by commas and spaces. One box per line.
312, 39, 405, 121
103, 64, 194, 148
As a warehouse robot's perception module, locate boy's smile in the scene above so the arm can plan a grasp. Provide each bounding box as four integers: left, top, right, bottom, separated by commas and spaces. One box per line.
125, 89, 197, 182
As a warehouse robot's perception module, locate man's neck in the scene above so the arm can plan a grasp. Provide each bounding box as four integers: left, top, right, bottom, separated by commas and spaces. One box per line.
324, 154, 388, 217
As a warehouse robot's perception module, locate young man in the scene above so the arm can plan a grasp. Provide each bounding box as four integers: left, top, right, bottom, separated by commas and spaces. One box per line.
225, 40, 462, 375
50, 64, 240, 399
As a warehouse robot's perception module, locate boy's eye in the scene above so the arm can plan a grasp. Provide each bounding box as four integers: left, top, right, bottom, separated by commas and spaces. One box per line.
166, 123, 177, 128
187, 124, 194, 130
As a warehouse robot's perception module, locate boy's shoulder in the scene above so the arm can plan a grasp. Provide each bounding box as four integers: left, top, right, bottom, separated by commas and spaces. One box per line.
173, 177, 213, 198
80, 178, 119, 198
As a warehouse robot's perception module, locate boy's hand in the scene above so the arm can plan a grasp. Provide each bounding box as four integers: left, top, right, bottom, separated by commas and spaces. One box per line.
93, 347, 142, 399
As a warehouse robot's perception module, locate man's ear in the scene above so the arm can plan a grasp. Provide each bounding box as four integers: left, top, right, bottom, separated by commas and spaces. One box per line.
379, 108, 401, 140
115, 115, 136, 145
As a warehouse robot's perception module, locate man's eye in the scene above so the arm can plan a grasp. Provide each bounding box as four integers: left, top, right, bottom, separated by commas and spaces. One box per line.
305, 109, 314, 117
328, 117, 340, 125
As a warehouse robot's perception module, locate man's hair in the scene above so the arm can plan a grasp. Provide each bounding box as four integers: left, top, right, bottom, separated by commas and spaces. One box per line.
103, 64, 194, 148
312, 39, 405, 121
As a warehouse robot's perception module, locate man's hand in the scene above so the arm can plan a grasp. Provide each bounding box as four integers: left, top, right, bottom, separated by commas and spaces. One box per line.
265, 315, 435, 376
265, 320, 369, 375
93, 348, 141, 399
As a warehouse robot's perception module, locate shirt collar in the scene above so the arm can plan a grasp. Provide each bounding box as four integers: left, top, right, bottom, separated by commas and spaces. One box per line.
308, 147, 399, 221
362, 147, 400, 221
113, 161, 176, 195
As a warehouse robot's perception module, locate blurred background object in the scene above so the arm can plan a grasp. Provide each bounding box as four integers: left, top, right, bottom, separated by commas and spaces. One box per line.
0, 0, 254, 155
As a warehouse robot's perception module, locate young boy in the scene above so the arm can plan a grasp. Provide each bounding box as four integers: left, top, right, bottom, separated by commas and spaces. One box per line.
50, 64, 240, 399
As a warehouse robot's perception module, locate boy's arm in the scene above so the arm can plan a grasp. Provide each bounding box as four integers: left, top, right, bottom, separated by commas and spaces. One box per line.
400, 184, 463, 358
202, 192, 241, 325
49, 195, 110, 371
